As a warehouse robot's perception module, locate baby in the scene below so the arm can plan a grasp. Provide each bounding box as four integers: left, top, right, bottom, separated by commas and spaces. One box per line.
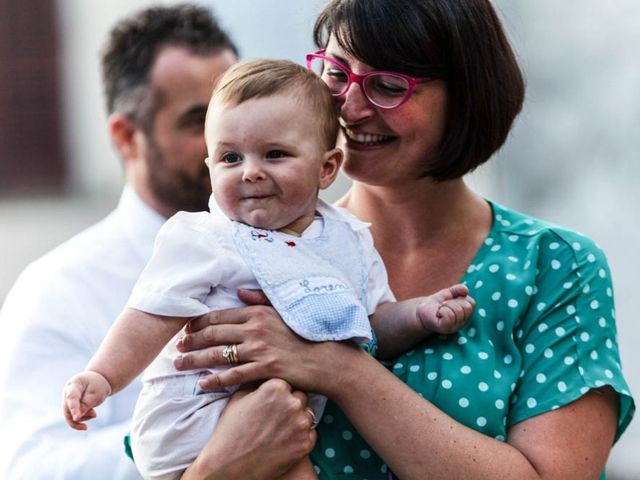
63, 59, 474, 480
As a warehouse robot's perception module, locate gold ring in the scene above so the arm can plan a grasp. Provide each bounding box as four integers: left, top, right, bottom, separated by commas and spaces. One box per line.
304, 407, 318, 430
222, 344, 239, 364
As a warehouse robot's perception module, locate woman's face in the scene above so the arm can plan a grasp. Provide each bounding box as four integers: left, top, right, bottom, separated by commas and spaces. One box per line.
324, 35, 448, 187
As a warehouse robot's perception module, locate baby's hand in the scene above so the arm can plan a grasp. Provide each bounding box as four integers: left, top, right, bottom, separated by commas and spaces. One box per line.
62, 371, 112, 430
417, 284, 475, 334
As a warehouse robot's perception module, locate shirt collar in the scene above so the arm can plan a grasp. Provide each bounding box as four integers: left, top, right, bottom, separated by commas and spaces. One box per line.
116, 185, 167, 261
315, 197, 370, 231
207, 194, 370, 232
208, 194, 226, 219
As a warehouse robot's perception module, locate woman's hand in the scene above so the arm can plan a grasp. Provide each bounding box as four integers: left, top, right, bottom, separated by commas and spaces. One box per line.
174, 289, 359, 393
182, 379, 317, 480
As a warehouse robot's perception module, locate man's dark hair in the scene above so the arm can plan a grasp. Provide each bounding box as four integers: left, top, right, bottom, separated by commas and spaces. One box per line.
101, 3, 238, 128
314, 0, 525, 181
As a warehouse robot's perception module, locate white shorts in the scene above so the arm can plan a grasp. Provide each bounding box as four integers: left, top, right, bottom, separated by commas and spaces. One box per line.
130, 371, 237, 480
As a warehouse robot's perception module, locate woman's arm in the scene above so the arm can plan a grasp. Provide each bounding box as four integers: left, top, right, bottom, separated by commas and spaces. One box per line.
176, 292, 618, 479
326, 348, 618, 479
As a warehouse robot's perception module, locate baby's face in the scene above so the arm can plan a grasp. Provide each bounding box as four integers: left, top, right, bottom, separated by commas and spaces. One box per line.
205, 93, 334, 234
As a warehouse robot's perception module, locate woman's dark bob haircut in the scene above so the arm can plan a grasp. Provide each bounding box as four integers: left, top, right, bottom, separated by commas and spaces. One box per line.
314, 0, 525, 181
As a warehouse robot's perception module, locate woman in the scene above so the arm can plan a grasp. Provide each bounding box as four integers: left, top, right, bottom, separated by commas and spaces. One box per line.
179, 0, 634, 478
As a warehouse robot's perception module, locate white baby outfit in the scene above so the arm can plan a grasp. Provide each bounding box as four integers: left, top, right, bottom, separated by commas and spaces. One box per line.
127, 198, 393, 480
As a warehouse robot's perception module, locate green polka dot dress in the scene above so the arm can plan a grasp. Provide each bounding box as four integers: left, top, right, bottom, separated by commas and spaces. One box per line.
311, 200, 635, 479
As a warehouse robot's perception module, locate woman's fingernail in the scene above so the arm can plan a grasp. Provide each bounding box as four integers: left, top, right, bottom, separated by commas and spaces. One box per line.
174, 356, 184, 369
199, 374, 214, 389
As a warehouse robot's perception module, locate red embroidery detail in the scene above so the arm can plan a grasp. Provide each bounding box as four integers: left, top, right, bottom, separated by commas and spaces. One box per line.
258, 234, 267, 239
286, 241, 296, 247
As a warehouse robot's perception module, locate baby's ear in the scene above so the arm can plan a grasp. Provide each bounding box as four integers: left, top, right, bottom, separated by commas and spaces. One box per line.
204, 157, 211, 168
319, 147, 343, 190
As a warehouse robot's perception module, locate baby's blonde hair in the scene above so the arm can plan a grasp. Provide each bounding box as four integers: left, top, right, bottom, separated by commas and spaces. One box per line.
207, 58, 338, 150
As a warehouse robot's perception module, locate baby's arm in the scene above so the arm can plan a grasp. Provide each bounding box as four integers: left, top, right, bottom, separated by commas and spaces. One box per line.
63, 308, 188, 430
371, 284, 475, 359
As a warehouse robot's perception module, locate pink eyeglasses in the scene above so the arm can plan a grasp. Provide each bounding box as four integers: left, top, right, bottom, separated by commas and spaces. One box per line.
306, 49, 431, 109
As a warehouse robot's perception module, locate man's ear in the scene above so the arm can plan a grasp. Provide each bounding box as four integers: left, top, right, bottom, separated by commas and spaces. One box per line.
108, 113, 142, 163
319, 147, 344, 190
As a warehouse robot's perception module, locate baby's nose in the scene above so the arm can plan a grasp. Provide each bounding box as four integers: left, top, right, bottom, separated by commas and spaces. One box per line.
242, 164, 266, 182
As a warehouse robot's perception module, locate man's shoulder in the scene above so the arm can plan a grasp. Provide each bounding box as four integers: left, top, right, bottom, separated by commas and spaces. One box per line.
2, 208, 148, 334
13, 208, 144, 302
30, 210, 126, 274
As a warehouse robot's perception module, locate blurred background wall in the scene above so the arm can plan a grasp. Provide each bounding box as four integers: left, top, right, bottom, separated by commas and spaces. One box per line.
0, 0, 637, 476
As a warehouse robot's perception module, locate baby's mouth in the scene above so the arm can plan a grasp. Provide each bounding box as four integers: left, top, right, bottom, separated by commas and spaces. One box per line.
242, 194, 273, 201
342, 126, 395, 146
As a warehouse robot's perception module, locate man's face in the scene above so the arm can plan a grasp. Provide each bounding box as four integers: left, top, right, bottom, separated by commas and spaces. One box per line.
141, 46, 236, 216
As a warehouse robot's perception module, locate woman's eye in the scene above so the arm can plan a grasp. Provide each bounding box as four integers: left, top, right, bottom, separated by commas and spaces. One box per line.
266, 150, 288, 159
325, 66, 347, 81
380, 83, 406, 94
369, 75, 409, 97
375, 83, 407, 97
221, 153, 242, 164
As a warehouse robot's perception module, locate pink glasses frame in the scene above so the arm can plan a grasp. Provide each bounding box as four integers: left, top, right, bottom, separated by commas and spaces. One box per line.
306, 49, 431, 109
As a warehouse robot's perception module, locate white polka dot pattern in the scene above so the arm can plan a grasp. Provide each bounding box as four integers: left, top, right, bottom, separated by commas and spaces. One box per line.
311, 201, 634, 479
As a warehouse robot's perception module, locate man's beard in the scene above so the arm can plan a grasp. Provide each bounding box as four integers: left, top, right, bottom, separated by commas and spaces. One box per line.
146, 138, 211, 215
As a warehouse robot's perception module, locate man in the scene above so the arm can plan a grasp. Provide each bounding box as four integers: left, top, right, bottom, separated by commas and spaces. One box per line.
0, 5, 237, 479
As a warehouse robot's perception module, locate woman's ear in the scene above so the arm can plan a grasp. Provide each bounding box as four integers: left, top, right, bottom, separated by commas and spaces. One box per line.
319, 147, 344, 190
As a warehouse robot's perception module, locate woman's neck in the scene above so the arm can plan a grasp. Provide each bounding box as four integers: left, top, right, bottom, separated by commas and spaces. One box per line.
338, 178, 492, 298
340, 179, 485, 245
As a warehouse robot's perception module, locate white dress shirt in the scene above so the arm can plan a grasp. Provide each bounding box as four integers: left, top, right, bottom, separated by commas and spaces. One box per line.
0, 186, 164, 480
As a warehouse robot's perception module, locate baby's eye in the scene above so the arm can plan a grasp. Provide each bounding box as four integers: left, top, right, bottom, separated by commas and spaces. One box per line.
266, 150, 289, 159
221, 153, 242, 164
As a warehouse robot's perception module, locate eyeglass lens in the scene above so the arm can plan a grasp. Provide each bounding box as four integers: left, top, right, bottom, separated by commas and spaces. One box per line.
308, 57, 410, 108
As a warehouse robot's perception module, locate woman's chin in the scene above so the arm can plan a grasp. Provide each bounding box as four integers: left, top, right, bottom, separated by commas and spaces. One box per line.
342, 158, 388, 186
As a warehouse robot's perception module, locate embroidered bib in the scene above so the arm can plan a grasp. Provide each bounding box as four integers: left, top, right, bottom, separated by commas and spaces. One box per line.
231, 215, 372, 344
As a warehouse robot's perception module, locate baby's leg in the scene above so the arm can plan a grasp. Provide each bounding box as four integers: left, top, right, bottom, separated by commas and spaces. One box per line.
417, 284, 475, 335
131, 373, 234, 480
276, 457, 317, 480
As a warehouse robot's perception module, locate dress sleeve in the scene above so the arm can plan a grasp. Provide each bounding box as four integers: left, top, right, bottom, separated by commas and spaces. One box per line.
507, 231, 635, 441
127, 212, 224, 317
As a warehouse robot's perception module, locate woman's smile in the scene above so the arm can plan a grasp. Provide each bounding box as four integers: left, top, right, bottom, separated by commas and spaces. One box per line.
339, 118, 395, 146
